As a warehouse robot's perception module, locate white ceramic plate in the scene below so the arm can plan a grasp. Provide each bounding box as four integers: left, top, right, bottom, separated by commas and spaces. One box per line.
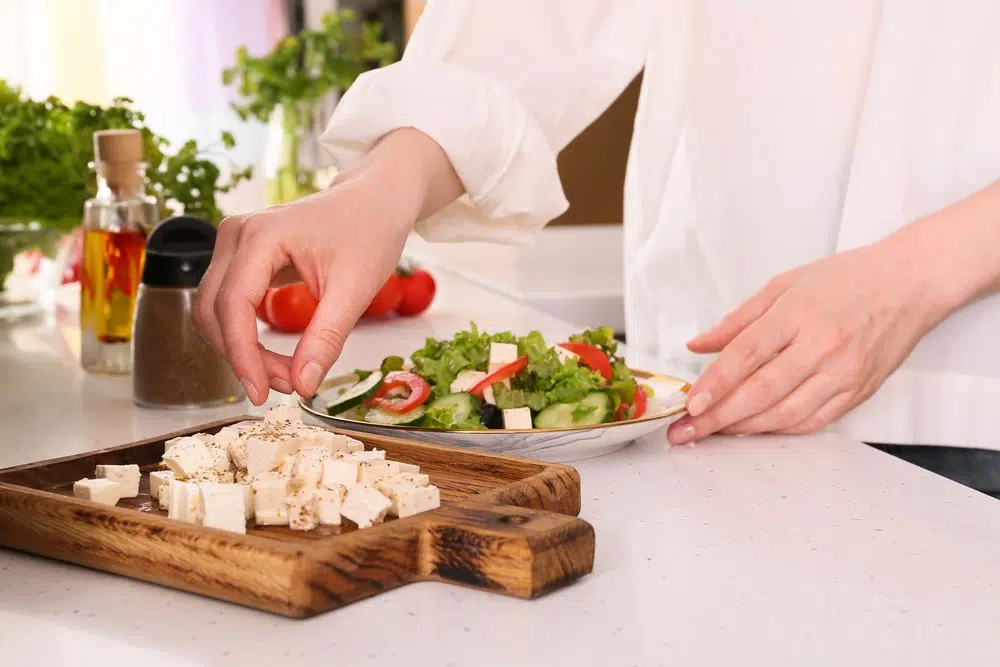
299, 370, 690, 463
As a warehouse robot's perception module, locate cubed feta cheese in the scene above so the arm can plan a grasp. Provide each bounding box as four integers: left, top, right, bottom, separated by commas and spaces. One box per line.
450, 370, 486, 393
197, 483, 247, 534
167, 480, 200, 524
73, 478, 121, 506
204, 443, 231, 472
345, 440, 364, 453
290, 454, 324, 490
396, 462, 420, 474
94, 464, 140, 498
264, 405, 301, 424
149, 470, 174, 500
483, 385, 497, 405
252, 476, 289, 526
357, 460, 401, 485
162, 437, 212, 479
315, 485, 347, 525
343, 449, 386, 463
193, 433, 215, 445
340, 485, 392, 528
502, 407, 533, 430
189, 468, 235, 484
553, 345, 578, 364
245, 435, 298, 478
488, 342, 519, 372
320, 459, 359, 487
386, 484, 441, 518
158, 479, 173, 510
284, 488, 318, 531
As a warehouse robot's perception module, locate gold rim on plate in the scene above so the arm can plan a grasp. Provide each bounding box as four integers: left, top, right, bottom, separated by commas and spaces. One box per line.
299, 369, 691, 434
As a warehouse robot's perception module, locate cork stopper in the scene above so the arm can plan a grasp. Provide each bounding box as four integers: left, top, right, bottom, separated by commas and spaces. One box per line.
93, 129, 144, 196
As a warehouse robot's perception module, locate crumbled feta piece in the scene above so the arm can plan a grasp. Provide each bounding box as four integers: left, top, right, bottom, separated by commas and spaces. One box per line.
197, 483, 247, 534
315, 485, 347, 525
450, 369, 486, 393
284, 488, 318, 531
94, 464, 141, 498
149, 470, 174, 500
386, 484, 441, 518
265, 405, 301, 424
252, 476, 289, 526
73, 478, 121, 506
167, 480, 201, 524
340, 485, 392, 528
502, 407, 533, 430
357, 460, 401, 485
162, 437, 212, 479
488, 342, 519, 372
320, 459, 359, 487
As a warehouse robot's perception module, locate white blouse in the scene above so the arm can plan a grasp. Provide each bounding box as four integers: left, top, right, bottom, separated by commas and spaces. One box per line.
321, 0, 1000, 449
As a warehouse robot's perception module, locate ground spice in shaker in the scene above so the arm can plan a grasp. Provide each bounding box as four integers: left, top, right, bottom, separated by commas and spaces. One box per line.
132, 216, 244, 408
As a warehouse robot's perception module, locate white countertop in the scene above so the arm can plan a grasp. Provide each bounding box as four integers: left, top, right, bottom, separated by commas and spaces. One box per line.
3, 273, 1000, 666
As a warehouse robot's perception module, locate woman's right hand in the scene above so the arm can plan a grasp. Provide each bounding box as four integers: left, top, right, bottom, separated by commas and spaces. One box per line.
193, 128, 463, 406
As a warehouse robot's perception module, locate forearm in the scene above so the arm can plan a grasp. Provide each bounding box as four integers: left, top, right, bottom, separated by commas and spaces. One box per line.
882, 177, 1000, 322
332, 127, 464, 224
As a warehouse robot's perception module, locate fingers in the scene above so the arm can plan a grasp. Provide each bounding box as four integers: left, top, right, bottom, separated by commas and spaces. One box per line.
193, 215, 246, 356
260, 345, 294, 393
668, 341, 820, 443
719, 372, 841, 435
687, 273, 795, 354
684, 312, 797, 419
215, 230, 285, 405
290, 266, 384, 397
774, 391, 859, 435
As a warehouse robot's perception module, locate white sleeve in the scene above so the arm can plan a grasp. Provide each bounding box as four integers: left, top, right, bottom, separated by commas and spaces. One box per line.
319, 0, 653, 244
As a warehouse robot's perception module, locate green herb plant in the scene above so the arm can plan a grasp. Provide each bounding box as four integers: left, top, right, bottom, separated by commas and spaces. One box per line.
223, 9, 395, 205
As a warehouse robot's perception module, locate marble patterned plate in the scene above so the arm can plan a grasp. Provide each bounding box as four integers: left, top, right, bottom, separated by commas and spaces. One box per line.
300, 370, 690, 463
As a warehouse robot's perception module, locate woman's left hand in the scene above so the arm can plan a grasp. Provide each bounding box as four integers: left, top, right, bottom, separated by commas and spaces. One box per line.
667, 238, 950, 445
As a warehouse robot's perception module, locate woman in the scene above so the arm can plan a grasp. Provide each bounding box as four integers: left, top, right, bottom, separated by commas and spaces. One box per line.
194, 0, 1000, 453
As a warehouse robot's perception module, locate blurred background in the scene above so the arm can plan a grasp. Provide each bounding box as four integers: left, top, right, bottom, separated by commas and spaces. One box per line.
0, 0, 635, 330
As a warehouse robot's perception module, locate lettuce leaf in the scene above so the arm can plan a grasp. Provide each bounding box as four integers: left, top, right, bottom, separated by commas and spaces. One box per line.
569, 326, 618, 358
410, 322, 518, 399
422, 404, 485, 430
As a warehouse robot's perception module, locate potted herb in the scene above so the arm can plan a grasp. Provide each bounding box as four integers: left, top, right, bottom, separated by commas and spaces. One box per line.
0, 81, 251, 285
223, 9, 395, 205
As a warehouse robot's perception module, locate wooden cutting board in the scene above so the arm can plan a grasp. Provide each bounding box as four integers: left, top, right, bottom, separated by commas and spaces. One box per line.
0, 418, 594, 618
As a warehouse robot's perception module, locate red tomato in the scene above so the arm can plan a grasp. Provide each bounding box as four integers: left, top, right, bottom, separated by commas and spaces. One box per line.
265, 283, 319, 333
368, 371, 431, 413
557, 342, 613, 381
469, 356, 529, 398
615, 384, 649, 421
256, 288, 275, 323
396, 268, 436, 316
364, 273, 403, 318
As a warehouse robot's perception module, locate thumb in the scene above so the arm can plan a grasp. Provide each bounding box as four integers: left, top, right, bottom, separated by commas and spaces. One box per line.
289, 266, 380, 397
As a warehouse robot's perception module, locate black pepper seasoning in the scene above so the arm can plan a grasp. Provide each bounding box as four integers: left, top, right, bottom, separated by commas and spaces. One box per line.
132, 216, 244, 408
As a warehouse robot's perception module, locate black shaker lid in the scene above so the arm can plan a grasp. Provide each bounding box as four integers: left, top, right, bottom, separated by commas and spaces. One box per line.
141, 215, 217, 288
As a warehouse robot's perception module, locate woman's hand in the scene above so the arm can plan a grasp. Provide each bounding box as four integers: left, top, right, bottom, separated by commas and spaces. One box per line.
194, 128, 463, 405
666, 237, 953, 445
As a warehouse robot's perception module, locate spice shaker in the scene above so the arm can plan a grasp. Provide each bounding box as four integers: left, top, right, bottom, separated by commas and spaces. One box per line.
132, 215, 244, 408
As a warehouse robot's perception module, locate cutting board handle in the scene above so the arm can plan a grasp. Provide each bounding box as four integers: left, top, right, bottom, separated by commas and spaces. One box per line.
418, 501, 595, 598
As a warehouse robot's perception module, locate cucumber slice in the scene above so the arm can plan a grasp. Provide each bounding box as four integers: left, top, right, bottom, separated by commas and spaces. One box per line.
535, 392, 612, 429
325, 372, 382, 415
426, 393, 480, 424
364, 405, 427, 426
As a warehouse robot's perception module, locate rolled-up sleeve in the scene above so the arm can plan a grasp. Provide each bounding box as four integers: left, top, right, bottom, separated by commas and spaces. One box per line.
319, 0, 653, 244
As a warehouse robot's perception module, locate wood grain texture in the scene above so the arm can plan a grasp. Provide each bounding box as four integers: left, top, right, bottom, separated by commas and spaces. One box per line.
0, 417, 594, 617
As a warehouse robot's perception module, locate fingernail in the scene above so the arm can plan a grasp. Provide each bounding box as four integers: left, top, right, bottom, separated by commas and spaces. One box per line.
241, 378, 258, 404
299, 361, 324, 395
687, 392, 712, 417
669, 424, 696, 446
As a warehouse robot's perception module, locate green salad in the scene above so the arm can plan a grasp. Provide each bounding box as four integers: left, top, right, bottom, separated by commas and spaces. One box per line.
325, 324, 654, 431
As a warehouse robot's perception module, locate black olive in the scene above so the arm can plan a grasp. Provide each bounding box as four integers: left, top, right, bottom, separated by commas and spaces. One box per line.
480, 404, 504, 429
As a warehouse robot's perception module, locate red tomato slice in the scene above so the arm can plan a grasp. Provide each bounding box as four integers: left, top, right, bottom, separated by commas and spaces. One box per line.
557, 342, 613, 381
469, 356, 529, 398
633, 384, 649, 419
368, 371, 431, 413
